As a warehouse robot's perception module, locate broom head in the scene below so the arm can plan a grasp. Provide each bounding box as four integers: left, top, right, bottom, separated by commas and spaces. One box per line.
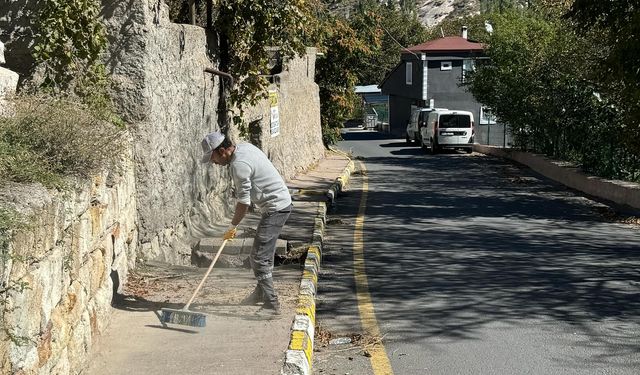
159, 308, 207, 327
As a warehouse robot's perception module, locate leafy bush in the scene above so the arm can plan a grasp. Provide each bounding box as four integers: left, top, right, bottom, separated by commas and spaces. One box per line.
0, 206, 27, 254
0, 96, 126, 188
316, 2, 429, 145
33, 0, 107, 93
467, 8, 640, 182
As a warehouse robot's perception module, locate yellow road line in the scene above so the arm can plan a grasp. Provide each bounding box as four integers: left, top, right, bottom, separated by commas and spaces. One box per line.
353, 161, 394, 375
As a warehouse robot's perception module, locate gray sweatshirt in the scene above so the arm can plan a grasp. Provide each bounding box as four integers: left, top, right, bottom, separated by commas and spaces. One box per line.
229, 143, 291, 213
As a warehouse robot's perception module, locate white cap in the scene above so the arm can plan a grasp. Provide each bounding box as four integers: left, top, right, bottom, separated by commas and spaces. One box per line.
201, 131, 225, 163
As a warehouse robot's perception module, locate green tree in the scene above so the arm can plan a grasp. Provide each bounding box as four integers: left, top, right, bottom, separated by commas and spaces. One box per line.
214, 0, 324, 132
314, 1, 427, 144
349, 2, 428, 85
32, 0, 111, 108
467, 8, 640, 181
315, 14, 373, 144
567, 0, 640, 155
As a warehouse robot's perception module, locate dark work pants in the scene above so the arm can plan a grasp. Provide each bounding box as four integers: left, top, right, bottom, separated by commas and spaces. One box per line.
251, 204, 292, 306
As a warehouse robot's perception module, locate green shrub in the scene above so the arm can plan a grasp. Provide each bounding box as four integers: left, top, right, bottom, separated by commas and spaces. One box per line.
468, 8, 640, 182
0, 207, 26, 254
0, 95, 126, 188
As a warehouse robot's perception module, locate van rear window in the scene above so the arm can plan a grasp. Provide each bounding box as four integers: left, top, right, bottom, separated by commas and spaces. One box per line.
439, 115, 471, 128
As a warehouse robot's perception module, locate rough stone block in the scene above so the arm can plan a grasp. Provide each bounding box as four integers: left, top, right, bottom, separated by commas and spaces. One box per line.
283, 350, 310, 375
0, 66, 18, 102
197, 236, 287, 257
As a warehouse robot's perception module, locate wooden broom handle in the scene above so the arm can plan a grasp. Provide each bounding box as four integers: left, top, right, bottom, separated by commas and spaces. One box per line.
184, 239, 228, 310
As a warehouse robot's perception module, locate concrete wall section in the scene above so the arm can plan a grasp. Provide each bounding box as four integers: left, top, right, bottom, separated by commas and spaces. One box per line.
101, 0, 150, 124
388, 95, 413, 137
426, 59, 480, 117
474, 145, 640, 211
137, 21, 226, 264
103, 0, 232, 264
244, 48, 325, 180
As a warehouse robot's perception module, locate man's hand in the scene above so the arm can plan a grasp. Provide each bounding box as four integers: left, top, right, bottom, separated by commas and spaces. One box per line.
223, 225, 237, 241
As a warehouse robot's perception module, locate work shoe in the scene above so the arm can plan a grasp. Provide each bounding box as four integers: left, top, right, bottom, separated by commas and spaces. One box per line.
259, 301, 281, 316
240, 287, 265, 305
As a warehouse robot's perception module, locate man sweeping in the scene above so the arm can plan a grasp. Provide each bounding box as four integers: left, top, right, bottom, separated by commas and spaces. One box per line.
201, 131, 292, 315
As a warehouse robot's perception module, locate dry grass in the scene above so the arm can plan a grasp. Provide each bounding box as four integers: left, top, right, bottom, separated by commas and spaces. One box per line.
315, 324, 334, 346
593, 206, 640, 227
315, 324, 386, 357
326, 218, 345, 225
0, 95, 126, 188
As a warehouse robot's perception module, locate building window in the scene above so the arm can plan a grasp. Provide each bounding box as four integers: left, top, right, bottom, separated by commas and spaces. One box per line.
406, 62, 413, 85
441, 61, 452, 71
462, 59, 475, 82
480, 106, 496, 124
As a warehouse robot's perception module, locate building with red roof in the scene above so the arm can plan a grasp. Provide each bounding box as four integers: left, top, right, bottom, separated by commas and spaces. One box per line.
406, 36, 485, 53
380, 27, 495, 139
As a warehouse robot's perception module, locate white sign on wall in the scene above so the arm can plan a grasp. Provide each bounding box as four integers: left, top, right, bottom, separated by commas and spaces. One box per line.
269, 90, 280, 137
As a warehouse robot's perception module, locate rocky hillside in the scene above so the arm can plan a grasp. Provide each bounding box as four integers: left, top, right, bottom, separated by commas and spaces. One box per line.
416, 0, 480, 27
326, 0, 481, 28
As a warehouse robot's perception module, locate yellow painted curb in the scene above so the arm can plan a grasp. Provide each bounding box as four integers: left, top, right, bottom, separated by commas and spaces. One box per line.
282, 158, 355, 375
289, 331, 313, 365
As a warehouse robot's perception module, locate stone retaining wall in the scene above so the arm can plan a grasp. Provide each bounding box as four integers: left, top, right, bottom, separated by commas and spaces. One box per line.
101, 0, 228, 265
243, 48, 325, 180
0, 1, 326, 372
0, 147, 138, 374
104, 1, 325, 264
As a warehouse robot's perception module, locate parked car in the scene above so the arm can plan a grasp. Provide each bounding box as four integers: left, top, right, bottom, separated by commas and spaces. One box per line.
406, 107, 447, 145
420, 110, 474, 154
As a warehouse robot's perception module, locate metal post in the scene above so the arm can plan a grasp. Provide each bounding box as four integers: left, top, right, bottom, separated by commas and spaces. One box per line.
204, 67, 235, 88
189, 0, 196, 25
503, 123, 506, 148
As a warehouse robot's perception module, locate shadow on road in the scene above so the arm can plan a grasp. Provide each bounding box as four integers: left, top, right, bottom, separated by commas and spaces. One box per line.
340, 130, 392, 142
320, 151, 640, 369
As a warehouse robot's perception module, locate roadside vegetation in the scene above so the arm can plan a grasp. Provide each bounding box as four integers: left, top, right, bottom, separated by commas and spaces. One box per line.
315, 1, 428, 144
0, 96, 126, 189
0, 0, 125, 190
167, 0, 427, 145
461, 0, 640, 182
0, 0, 125, 273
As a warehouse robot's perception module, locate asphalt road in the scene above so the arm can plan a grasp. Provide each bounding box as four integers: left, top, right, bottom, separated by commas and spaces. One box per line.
314, 128, 640, 375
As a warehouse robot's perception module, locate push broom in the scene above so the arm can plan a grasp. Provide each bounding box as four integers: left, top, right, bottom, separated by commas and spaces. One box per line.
158, 239, 229, 327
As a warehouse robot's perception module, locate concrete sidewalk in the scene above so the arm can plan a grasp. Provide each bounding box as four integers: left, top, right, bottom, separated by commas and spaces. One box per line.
86, 151, 353, 375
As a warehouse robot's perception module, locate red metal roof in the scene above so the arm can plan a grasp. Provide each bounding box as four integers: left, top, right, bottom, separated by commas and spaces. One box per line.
407, 36, 484, 53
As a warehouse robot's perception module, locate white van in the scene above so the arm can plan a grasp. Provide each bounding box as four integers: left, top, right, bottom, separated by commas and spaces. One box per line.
420, 110, 474, 154
406, 107, 447, 145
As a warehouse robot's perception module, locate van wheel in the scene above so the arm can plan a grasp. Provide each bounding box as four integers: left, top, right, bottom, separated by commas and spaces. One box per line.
430, 139, 438, 154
